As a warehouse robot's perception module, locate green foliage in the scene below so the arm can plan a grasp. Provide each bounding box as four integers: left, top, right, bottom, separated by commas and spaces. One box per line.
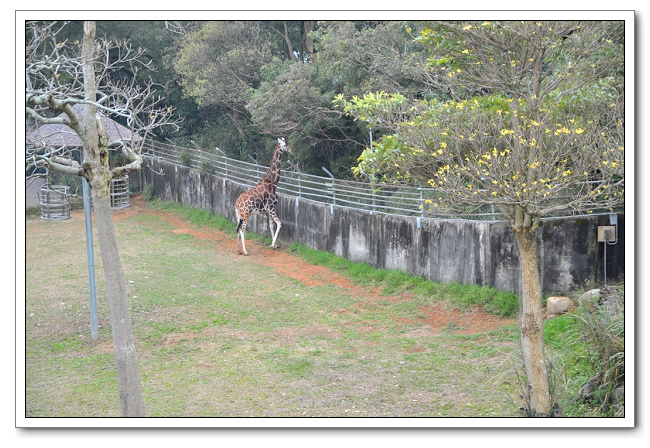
198, 160, 213, 175
488, 291, 625, 418
142, 184, 155, 201
179, 149, 192, 167
167, 20, 440, 177
44, 20, 625, 185
148, 200, 234, 234
566, 287, 625, 416
288, 242, 518, 317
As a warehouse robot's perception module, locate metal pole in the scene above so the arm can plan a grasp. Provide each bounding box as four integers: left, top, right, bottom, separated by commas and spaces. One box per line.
215, 147, 228, 186
321, 166, 335, 206
603, 240, 607, 286
287, 160, 302, 198
83, 177, 99, 340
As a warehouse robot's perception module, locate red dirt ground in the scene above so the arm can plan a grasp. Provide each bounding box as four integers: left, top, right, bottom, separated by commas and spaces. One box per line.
109, 195, 516, 335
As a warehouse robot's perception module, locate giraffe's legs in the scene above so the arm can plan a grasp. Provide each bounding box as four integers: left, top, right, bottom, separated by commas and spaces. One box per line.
235, 210, 249, 255
268, 210, 282, 249
238, 228, 249, 255
268, 214, 276, 243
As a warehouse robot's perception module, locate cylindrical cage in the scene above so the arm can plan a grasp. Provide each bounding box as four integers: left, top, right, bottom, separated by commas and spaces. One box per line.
39, 185, 71, 221
110, 175, 130, 209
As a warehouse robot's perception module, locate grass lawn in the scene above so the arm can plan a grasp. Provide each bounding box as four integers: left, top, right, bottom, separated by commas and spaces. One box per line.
24, 195, 591, 419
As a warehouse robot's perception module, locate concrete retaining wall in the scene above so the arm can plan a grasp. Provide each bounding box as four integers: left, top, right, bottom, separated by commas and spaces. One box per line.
145, 159, 625, 295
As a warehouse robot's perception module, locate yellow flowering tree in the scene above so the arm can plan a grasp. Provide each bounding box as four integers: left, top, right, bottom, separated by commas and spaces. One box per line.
337, 20, 624, 417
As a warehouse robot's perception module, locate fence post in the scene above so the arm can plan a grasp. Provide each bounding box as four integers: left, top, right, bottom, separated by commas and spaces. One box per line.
288, 160, 302, 199
248, 155, 260, 178
419, 188, 424, 218
321, 166, 335, 207
215, 147, 227, 186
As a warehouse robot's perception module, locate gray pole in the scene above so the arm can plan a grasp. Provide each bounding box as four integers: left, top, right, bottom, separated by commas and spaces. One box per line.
83, 177, 99, 340
321, 166, 336, 206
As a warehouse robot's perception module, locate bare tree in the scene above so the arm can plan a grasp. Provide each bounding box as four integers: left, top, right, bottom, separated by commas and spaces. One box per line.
26, 20, 180, 416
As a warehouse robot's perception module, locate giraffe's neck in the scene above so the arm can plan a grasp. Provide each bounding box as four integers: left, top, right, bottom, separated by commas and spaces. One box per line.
262, 145, 283, 186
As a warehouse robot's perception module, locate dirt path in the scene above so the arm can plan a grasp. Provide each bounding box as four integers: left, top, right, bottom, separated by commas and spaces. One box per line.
109, 195, 516, 335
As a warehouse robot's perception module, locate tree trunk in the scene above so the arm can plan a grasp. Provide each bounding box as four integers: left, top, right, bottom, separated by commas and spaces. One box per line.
92, 185, 146, 416
82, 20, 145, 417
227, 109, 247, 140
282, 21, 297, 62
514, 227, 551, 416
303, 21, 314, 56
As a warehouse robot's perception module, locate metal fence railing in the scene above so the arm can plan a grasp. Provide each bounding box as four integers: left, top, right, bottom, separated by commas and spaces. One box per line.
143, 140, 622, 222
143, 140, 503, 221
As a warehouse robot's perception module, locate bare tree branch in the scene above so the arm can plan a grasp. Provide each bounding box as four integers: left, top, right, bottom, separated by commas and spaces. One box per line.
26, 21, 182, 184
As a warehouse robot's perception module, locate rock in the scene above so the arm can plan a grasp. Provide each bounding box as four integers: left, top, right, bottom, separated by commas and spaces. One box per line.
546, 296, 573, 316
577, 288, 601, 306
600, 286, 623, 317
612, 387, 625, 405
575, 375, 599, 401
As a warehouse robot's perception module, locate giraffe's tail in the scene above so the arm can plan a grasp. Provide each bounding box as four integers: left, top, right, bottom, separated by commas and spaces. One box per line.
236, 218, 244, 234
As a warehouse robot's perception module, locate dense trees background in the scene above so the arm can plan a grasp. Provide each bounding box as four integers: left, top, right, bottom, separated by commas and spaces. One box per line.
47, 20, 624, 187
48, 20, 433, 178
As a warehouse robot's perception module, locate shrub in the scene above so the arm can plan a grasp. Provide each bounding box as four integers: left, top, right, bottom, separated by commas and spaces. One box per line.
198, 160, 213, 174
143, 184, 155, 202
179, 149, 192, 167
568, 285, 625, 416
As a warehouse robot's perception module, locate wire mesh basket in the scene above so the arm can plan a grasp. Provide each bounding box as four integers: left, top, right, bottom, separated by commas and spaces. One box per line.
110, 175, 130, 209
39, 184, 71, 221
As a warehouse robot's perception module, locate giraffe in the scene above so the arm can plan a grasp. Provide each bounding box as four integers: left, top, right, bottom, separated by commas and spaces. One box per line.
235, 138, 292, 255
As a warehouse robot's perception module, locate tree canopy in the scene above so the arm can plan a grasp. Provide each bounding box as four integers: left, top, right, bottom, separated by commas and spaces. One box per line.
28, 19, 625, 187
339, 21, 624, 223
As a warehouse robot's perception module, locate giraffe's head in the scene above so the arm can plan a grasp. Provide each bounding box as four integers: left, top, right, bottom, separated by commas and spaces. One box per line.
277, 137, 292, 156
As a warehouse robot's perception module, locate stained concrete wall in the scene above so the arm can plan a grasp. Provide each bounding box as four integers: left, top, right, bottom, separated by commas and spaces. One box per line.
145, 160, 625, 295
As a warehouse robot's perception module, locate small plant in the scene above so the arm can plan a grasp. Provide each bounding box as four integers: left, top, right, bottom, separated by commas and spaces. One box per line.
143, 184, 155, 202
198, 160, 213, 175
487, 345, 567, 417
179, 149, 192, 167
